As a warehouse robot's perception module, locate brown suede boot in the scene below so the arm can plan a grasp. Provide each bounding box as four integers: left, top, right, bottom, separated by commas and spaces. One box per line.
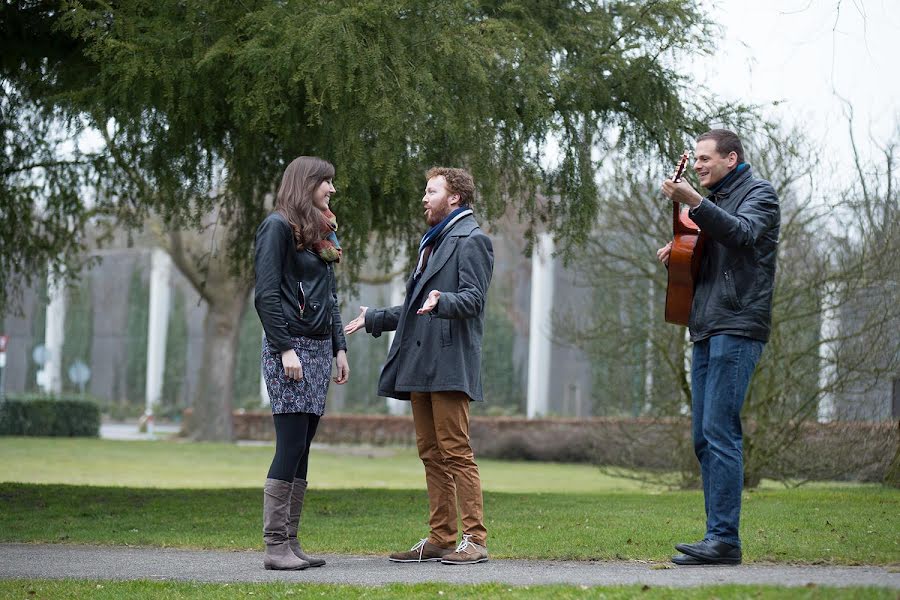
287, 478, 325, 567
263, 478, 309, 570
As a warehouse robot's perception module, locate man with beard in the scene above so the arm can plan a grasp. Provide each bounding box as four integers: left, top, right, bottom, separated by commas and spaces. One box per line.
345, 167, 493, 565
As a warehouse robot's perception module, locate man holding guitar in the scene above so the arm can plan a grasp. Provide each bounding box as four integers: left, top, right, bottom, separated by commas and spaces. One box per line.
657, 129, 780, 566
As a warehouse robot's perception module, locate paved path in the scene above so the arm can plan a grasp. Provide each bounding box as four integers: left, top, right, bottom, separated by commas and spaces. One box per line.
1, 544, 898, 588
99, 422, 180, 441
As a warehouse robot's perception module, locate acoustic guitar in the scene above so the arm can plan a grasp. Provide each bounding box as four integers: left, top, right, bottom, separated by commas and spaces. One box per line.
664, 151, 704, 326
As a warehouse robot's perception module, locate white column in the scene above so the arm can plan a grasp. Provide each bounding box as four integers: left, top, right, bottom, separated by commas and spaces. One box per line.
386, 255, 408, 415
144, 248, 172, 434
642, 278, 655, 414
817, 282, 838, 422
43, 266, 66, 395
527, 232, 555, 418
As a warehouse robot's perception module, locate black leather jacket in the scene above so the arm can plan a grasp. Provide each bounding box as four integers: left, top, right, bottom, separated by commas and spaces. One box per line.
253, 212, 347, 355
687, 166, 780, 343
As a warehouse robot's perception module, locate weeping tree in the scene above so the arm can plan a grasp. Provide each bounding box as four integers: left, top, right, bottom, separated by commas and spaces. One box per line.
4, 0, 717, 439
0, 82, 104, 313
557, 119, 900, 486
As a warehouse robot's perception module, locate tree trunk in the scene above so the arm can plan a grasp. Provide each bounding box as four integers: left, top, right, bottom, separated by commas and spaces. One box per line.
161, 211, 255, 442
191, 284, 250, 441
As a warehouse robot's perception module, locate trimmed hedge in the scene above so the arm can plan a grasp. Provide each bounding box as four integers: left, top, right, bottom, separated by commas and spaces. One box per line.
0, 395, 100, 437
183, 411, 899, 484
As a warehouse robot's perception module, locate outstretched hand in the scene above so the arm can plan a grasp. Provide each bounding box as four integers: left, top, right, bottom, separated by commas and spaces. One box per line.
344, 306, 368, 335
416, 290, 441, 315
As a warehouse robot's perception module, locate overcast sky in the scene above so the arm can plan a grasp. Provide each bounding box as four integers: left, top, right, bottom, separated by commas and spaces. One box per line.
692, 0, 899, 185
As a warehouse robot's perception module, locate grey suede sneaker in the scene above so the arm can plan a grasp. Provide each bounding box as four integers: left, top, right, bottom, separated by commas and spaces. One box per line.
389, 538, 454, 563
440, 534, 488, 565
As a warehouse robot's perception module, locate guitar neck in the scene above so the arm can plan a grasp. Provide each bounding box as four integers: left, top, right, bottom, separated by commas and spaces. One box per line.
669, 150, 690, 234
669, 150, 696, 235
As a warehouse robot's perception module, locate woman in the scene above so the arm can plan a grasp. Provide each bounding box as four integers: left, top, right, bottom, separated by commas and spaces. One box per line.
254, 156, 350, 570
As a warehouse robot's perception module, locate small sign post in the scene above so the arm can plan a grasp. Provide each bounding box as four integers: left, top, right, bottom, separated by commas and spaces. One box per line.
67, 360, 91, 396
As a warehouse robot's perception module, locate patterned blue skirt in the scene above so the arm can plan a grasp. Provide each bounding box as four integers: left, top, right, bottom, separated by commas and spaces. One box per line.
262, 335, 332, 416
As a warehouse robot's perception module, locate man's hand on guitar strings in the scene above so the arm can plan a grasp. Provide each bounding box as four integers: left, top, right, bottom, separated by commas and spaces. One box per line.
661, 179, 704, 208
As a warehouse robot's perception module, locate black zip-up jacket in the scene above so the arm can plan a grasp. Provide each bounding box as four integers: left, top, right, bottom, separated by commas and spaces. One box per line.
254, 212, 347, 356
687, 166, 780, 343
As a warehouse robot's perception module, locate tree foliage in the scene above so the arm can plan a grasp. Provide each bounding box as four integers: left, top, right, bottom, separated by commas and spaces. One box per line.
61, 276, 92, 393
0, 83, 102, 311
3, 0, 724, 439
124, 266, 148, 406
160, 286, 188, 417
4, 0, 714, 289
478, 276, 526, 414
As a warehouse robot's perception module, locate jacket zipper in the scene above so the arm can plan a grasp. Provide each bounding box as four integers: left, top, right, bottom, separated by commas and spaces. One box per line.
297, 281, 305, 317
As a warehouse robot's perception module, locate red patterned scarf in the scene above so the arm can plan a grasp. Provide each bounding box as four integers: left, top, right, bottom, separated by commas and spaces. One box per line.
311, 208, 342, 263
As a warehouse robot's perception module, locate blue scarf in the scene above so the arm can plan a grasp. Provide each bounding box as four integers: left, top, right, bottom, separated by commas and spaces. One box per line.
709, 162, 749, 194
414, 207, 473, 279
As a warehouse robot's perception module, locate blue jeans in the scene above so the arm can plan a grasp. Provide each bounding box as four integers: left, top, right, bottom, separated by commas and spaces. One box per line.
691, 334, 764, 547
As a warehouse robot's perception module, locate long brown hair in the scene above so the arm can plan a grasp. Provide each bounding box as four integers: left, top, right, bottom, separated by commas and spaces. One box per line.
273, 156, 335, 250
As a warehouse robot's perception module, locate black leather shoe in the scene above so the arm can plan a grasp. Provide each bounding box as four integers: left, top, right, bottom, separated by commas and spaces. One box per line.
671, 553, 707, 566
674, 539, 742, 565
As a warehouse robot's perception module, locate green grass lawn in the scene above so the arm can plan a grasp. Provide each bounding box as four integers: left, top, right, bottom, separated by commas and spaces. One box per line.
0, 437, 654, 493
0, 437, 898, 565
1, 580, 895, 600
1, 482, 897, 564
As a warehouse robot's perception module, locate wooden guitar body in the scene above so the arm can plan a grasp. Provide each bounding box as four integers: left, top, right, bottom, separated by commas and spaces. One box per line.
663, 150, 704, 327
664, 206, 704, 326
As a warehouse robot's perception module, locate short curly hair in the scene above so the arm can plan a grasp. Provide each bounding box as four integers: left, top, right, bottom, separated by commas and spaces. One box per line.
426, 167, 476, 206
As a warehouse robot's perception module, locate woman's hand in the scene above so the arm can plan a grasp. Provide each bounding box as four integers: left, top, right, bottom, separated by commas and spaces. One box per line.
344, 306, 368, 335
281, 349, 303, 381
333, 349, 350, 384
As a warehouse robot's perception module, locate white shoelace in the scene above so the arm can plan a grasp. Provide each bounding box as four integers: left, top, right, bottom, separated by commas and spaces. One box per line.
453, 534, 475, 554
409, 538, 428, 560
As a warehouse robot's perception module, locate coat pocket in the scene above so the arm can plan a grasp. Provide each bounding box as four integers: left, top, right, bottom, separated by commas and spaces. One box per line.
440, 318, 452, 348
723, 270, 742, 311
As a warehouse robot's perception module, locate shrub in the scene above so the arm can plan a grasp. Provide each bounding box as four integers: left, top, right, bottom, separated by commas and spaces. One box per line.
183, 411, 898, 485
468, 416, 897, 486
98, 400, 145, 421
0, 394, 101, 437
472, 427, 600, 463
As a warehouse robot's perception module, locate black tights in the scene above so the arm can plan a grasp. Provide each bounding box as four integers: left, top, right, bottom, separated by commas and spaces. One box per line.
267, 412, 320, 482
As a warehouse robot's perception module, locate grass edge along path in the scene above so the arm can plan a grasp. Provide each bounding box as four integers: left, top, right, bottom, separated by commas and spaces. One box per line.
0, 580, 896, 600
1, 482, 897, 565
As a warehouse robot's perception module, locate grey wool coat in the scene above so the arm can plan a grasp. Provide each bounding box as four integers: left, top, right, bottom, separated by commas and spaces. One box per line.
364, 214, 494, 402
